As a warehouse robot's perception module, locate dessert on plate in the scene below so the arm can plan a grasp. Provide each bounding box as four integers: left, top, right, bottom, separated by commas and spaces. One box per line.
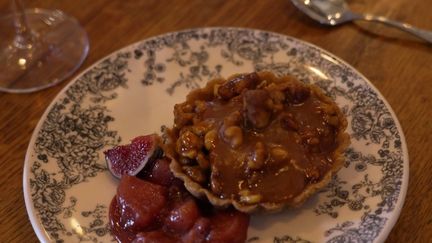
164, 71, 350, 212
105, 71, 350, 242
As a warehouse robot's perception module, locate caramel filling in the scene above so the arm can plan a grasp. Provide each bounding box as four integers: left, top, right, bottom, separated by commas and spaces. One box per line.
170, 72, 342, 204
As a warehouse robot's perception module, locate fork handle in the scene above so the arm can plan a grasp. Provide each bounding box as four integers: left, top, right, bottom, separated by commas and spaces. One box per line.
354, 13, 432, 44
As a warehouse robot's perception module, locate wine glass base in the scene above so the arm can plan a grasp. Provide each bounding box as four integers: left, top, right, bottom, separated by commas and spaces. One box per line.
0, 9, 89, 93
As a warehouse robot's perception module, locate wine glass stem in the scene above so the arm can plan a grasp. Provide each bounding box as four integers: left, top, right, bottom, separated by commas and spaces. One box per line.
11, 0, 36, 49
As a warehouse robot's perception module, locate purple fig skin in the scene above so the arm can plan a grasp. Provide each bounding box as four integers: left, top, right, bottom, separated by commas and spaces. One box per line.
105, 134, 161, 179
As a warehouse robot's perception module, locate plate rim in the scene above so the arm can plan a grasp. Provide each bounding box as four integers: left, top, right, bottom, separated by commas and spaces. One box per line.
22, 26, 409, 243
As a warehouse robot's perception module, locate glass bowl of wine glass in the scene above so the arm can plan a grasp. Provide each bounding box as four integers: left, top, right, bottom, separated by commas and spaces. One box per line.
0, 0, 89, 93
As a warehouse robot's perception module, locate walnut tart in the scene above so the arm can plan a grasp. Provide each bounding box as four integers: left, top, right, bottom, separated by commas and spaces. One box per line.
163, 71, 350, 213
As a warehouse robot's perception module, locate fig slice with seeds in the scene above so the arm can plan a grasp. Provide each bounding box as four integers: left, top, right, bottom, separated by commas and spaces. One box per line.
105, 134, 161, 179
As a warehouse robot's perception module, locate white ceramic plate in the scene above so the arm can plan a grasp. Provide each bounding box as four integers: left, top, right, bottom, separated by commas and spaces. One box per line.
23, 27, 408, 243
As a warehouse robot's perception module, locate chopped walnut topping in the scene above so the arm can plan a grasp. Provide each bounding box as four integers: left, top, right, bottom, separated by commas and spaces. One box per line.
243, 89, 272, 129
223, 126, 243, 149
271, 147, 289, 161
204, 129, 217, 151
183, 166, 207, 184
176, 130, 202, 159
284, 82, 310, 104
247, 142, 267, 170
217, 72, 260, 99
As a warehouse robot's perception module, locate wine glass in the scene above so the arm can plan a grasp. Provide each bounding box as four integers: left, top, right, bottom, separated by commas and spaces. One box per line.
0, 0, 89, 93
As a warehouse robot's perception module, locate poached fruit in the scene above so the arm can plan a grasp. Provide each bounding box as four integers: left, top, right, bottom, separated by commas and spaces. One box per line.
106, 136, 250, 243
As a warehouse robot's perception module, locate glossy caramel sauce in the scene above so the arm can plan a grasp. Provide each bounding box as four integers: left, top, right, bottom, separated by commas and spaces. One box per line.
171, 72, 343, 205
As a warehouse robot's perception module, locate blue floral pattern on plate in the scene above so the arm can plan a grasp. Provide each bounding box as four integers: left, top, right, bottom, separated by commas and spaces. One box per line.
23, 28, 408, 243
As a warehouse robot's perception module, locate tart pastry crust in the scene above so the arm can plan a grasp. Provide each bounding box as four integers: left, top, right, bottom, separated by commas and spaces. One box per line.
164, 71, 350, 213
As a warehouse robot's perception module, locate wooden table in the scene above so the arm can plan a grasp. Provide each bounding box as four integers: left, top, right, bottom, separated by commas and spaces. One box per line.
0, 0, 431, 242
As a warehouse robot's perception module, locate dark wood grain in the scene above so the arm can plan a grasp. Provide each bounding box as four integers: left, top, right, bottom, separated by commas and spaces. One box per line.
0, 0, 431, 242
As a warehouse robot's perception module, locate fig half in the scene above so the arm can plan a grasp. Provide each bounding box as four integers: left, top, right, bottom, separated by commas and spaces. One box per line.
105, 134, 161, 179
